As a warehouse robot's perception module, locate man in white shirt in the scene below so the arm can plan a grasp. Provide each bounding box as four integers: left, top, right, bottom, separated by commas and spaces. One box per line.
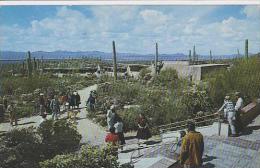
235, 92, 244, 135
217, 96, 237, 136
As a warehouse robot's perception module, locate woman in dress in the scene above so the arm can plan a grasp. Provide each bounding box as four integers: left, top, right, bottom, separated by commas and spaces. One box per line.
136, 113, 151, 141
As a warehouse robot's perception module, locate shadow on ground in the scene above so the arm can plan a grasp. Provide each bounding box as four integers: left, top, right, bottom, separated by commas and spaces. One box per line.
241, 125, 260, 135
17, 121, 36, 126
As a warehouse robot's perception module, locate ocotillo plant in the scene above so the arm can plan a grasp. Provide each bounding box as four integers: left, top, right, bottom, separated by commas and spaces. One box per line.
155, 43, 159, 74
27, 51, 33, 77
245, 39, 248, 59
112, 41, 117, 81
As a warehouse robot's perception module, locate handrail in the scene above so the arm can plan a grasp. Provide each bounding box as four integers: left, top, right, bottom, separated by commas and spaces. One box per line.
158, 113, 218, 129
160, 118, 218, 133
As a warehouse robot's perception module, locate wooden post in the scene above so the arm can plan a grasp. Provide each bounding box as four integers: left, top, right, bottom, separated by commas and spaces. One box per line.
155, 43, 159, 75
245, 39, 248, 59
112, 41, 117, 80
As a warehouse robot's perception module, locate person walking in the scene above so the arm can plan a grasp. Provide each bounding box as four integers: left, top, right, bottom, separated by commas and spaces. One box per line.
105, 127, 119, 157
3, 96, 8, 111
235, 92, 244, 135
75, 92, 81, 109
50, 95, 60, 120
136, 113, 151, 141
217, 95, 237, 137
86, 91, 96, 112
179, 121, 204, 168
107, 105, 116, 130
7, 102, 17, 126
71, 92, 76, 109
39, 93, 46, 116
114, 117, 126, 149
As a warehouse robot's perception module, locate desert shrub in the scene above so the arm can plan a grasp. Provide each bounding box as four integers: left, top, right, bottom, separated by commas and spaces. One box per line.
0, 127, 41, 168
206, 57, 260, 106
1, 76, 55, 95
37, 119, 82, 159
121, 108, 140, 132
40, 145, 132, 168
139, 68, 151, 79
16, 104, 35, 118
152, 68, 178, 86
182, 87, 213, 115
0, 120, 82, 168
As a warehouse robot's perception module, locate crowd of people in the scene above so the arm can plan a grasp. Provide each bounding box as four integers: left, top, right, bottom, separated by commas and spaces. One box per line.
0, 89, 247, 168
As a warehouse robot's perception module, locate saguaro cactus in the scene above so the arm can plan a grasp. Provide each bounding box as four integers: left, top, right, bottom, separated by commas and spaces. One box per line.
27, 51, 33, 77
210, 50, 212, 63
245, 39, 248, 59
193, 45, 196, 63
155, 43, 159, 74
189, 50, 192, 63
33, 57, 37, 71
237, 49, 240, 58
112, 41, 117, 81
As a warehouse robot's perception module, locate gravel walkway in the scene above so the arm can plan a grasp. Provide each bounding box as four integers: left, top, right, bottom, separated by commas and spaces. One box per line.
0, 84, 107, 146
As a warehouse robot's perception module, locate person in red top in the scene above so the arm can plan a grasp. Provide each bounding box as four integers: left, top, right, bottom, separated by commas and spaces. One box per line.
105, 127, 119, 157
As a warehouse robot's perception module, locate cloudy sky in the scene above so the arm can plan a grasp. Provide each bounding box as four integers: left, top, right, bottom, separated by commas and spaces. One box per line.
0, 5, 260, 55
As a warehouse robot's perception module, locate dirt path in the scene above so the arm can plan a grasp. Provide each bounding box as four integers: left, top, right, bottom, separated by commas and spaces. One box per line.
0, 84, 107, 146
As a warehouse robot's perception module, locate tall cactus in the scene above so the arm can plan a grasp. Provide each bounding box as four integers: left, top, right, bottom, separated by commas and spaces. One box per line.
237, 49, 240, 59
112, 41, 117, 81
27, 51, 33, 77
193, 45, 196, 63
155, 43, 159, 75
245, 39, 248, 59
33, 57, 37, 71
189, 50, 192, 63
210, 50, 212, 63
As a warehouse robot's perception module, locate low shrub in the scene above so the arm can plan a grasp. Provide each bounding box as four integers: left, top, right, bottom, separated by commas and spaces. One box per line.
37, 119, 82, 159
40, 145, 133, 168
0, 120, 82, 168
206, 57, 260, 106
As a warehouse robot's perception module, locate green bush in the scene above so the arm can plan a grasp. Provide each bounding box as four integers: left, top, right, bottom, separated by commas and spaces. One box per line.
0, 127, 41, 168
206, 57, 260, 106
37, 119, 82, 159
152, 68, 178, 86
0, 120, 82, 168
40, 145, 133, 168
1, 76, 54, 95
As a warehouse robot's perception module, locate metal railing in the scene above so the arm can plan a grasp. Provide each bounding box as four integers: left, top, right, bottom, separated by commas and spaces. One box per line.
158, 113, 220, 134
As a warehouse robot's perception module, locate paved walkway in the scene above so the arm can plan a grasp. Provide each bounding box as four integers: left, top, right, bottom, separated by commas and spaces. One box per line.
0, 84, 107, 146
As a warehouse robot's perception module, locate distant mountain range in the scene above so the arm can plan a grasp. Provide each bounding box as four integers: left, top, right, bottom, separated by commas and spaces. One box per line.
0, 50, 250, 62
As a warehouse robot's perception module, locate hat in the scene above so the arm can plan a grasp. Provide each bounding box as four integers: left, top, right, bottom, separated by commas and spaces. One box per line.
235, 92, 241, 96
225, 95, 230, 100
110, 105, 115, 110
40, 93, 44, 96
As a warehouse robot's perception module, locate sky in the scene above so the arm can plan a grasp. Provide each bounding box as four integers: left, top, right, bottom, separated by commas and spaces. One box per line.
0, 5, 260, 55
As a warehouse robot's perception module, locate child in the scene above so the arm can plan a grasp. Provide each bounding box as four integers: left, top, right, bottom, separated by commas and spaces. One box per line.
114, 117, 126, 149
105, 127, 119, 157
